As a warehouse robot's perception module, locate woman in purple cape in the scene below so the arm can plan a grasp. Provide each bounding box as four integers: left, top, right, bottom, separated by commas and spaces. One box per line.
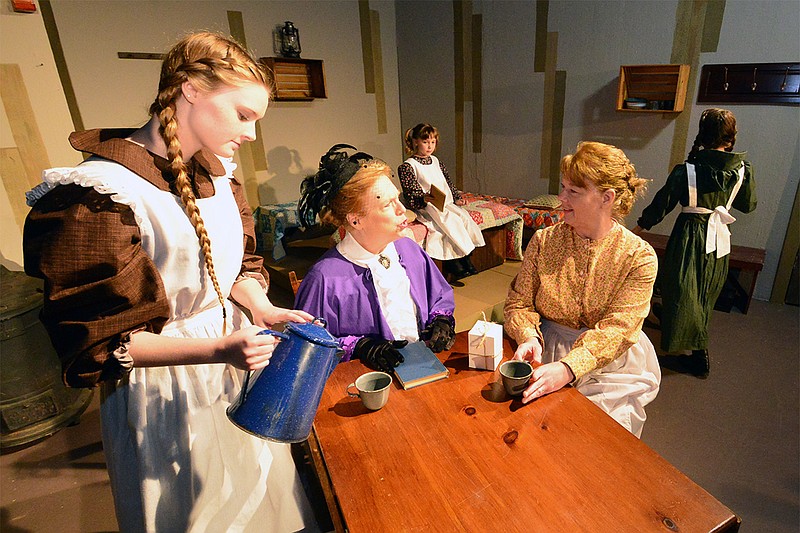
295, 145, 456, 372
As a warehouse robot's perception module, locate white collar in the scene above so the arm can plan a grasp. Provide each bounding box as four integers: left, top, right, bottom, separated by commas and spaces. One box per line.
337, 232, 399, 268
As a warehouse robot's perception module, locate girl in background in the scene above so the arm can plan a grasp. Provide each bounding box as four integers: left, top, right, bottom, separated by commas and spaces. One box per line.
634, 108, 756, 378
398, 123, 484, 281
24, 32, 317, 532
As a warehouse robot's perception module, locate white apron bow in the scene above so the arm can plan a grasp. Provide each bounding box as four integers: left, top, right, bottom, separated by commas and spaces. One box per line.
681, 162, 744, 258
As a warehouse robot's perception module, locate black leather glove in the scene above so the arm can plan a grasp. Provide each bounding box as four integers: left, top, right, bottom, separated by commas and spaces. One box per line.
420, 315, 456, 353
354, 337, 408, 373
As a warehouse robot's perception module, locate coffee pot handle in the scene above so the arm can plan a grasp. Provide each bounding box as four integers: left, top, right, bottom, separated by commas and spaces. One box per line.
238, 329, 292, 403
258, 328, 291, 340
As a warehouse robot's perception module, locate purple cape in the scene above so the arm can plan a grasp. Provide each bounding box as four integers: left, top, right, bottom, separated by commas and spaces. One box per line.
294, 237, 454, 359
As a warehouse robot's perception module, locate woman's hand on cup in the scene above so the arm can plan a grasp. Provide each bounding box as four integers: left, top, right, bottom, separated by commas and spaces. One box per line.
513, 337, 543, 364
216, 325, 279, 370
520, 362, 572, 404
251, 304, 313, 328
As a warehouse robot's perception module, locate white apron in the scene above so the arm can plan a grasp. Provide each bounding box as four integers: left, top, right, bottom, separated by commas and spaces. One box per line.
681, 162, 745, 258
36, 159, 317, 533
405, 155, 485, 260
540, 319, 661, 438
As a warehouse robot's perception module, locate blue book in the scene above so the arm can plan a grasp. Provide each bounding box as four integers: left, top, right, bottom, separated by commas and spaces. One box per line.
394, 341, 449, 390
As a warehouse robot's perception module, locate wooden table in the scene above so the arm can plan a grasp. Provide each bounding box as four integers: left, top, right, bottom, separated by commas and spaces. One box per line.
311, 333, 740, 532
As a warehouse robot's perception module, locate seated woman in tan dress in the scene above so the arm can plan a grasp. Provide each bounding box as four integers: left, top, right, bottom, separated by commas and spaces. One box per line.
504, 141, 661, 438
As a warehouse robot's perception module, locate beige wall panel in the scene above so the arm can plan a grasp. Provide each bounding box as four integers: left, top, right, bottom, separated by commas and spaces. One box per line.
0, 64, 51, 189
0, 147, 32, 228
0, 176, 24, 270
0, 5, 77, 167
0, 95, 12, 150
1, 5, 75, 270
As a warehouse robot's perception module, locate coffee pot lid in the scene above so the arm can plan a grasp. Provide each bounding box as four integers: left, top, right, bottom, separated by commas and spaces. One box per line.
284, 319, 339, 348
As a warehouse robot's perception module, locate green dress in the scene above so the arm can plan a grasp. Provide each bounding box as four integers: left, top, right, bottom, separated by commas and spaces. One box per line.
637, 150, 757, 353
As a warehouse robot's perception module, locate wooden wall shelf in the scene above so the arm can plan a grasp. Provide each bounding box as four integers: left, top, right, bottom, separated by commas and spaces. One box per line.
260, 57, 327, 101
616, 64, 690, 113
697, 62, 799, 105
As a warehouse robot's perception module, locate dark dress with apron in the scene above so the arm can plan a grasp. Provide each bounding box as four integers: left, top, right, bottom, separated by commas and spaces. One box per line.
637, 149, 756, 353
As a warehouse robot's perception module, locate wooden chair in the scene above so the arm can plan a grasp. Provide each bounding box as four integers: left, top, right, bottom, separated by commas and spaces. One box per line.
289, 271, 302, 296
286, 269, 345, 531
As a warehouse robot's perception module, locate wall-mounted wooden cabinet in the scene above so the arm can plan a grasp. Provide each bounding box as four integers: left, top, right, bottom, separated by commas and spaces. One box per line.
260, 57, 327, 101
616, 64, 690, 113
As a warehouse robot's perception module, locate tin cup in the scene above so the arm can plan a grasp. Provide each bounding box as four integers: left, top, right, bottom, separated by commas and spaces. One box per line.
499, 360, 533, 396
346, 371, 392, 411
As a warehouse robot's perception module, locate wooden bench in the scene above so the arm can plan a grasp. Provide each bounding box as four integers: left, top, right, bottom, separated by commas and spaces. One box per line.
640, 231, 765, 314
433, 224, 506, 281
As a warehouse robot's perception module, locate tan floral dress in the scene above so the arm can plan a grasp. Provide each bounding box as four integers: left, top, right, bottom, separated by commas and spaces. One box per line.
504, 222, 661, 437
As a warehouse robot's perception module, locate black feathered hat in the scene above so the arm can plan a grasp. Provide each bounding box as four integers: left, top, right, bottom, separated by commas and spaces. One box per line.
298, 144, 373, 227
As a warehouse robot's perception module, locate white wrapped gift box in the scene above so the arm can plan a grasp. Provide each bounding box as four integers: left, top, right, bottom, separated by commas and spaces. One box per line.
468, 320, 503, 356
468, 320, 503, 371
468, 352, 502, 371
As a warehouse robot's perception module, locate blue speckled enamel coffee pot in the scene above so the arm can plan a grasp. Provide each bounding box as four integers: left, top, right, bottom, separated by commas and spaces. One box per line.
227, 318, 340, 443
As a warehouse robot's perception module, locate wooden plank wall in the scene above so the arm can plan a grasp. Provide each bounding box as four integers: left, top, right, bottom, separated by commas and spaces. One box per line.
0, 64, 51, 229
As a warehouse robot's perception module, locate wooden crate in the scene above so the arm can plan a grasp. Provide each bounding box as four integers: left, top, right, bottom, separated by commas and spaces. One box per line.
260, 57, 326, 101
617, 64, 690, 112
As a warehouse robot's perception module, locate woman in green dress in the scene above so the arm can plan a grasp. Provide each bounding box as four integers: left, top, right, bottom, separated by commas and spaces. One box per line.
634, 108, 757, 378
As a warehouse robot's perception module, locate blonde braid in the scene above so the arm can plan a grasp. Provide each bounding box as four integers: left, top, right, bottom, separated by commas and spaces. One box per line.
155, 85, 229, 335
149, 32, 270, 336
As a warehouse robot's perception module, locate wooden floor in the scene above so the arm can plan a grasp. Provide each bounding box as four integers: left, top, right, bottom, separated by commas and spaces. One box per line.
1, 262, 797, 533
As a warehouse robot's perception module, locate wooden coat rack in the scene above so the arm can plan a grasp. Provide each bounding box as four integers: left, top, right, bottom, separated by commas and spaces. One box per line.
698, 62, 799, 105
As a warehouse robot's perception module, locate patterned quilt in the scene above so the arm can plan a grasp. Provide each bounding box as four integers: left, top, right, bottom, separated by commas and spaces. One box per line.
255, 194, 563, 262
459, 195, 524, 260
460, 192, 564, 235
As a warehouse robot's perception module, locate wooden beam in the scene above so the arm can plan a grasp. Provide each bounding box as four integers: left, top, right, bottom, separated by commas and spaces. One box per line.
228, 10, 266, 206
359, 1, 375, 94
534, 0, 549, 73
669, 0, 708, 169
0, 147, 32, 229
0, 64, 51, 189
471, 13, 482, 153
540, 32, 558, 185
370, 9, 387, 134
453, 0, 466, 190
116, 52, 164, 60
771, 179, 800, 303
39, 0, 83, 131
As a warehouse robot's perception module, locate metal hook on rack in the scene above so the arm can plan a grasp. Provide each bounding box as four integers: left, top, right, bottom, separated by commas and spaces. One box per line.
751, 67, 758, 91
723, 67, 729, 91
780, 67, 789, 91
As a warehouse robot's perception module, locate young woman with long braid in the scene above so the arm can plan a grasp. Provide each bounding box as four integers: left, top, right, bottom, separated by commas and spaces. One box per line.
634, 109, 756, 378
24, 32, 318, 532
